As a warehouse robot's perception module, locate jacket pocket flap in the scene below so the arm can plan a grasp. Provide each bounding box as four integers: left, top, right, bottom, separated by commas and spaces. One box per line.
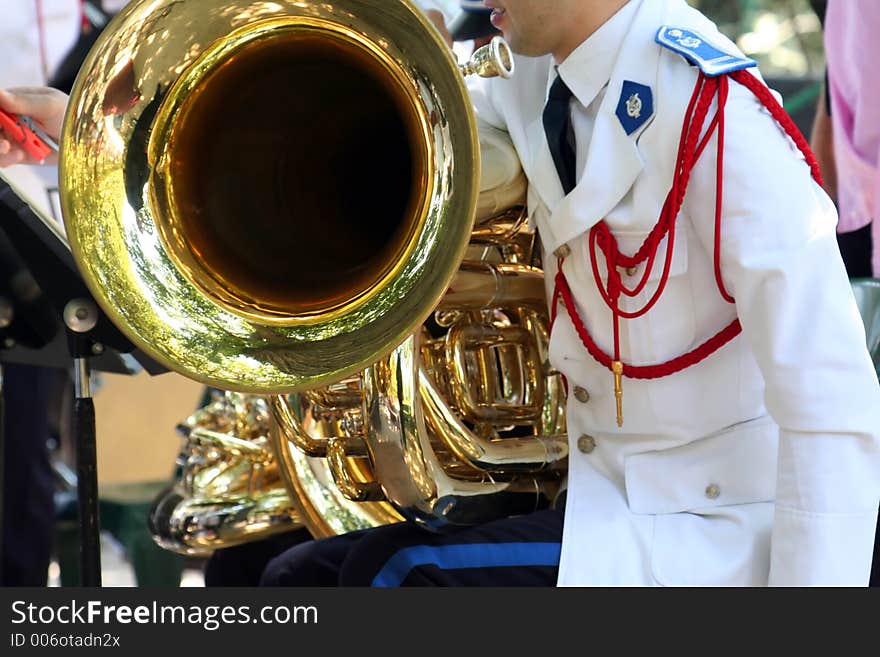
625, 416, 778, 515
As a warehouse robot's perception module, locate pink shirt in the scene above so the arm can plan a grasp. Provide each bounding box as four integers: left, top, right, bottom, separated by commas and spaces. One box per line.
825, 0, 880, 275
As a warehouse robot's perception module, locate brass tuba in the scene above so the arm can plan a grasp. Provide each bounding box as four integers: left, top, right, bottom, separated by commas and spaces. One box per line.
59, 0, 567, 554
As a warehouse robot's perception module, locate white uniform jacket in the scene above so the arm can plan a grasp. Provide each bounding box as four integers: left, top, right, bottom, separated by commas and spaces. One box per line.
468, 0, 880, 586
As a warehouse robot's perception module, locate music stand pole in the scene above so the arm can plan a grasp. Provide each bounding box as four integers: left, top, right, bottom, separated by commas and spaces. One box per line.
65, 298, 101, 587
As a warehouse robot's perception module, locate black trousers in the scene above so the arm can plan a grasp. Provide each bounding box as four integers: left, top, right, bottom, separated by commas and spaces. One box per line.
1, 364, 57, 586
837, 222, 873, 279
206, 508, 563, 587
204, 529, 314, 587
206, 506, 880, 586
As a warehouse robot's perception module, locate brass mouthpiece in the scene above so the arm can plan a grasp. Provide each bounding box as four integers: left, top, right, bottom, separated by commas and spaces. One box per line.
460, 36, 515, 79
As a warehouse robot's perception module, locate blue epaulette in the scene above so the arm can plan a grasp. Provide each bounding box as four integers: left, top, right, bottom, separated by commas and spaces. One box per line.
655, 26, 756, 76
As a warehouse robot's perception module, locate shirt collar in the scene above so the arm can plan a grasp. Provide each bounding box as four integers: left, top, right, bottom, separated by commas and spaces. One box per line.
547, 0, 642, 109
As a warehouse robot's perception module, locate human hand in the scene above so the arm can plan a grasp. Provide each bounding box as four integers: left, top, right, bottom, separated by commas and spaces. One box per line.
0, 87, 69, 167
425, 9, 454, 49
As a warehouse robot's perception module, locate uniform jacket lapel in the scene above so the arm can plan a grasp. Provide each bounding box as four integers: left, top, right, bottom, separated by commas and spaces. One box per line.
539, 0, 667, 256
526, 114, 566, 213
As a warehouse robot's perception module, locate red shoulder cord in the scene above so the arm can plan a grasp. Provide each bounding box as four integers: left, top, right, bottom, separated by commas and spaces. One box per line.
549, 69, 823, 425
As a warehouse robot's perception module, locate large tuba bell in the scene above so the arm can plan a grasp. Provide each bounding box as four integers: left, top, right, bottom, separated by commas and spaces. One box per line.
60, 0, 567, 554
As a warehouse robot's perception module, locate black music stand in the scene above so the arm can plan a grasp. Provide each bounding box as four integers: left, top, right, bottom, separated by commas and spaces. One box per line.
0, 173, 167, 587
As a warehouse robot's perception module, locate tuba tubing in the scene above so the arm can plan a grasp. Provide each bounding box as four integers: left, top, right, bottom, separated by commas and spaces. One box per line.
419, 372, 568, 474
441, 261, 548, 311
362, 334, 548, 529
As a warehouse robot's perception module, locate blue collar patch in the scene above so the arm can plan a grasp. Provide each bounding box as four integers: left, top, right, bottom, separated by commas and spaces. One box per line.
655, 26, 757, 76
615, 81, 653, 136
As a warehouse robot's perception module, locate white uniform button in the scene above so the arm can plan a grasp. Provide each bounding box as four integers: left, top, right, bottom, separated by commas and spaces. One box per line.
705, 483, 721, 500
573, 386, 590, 403
625, 266, 638, 277
554, 244, 572, 259
577, 434, 596, 454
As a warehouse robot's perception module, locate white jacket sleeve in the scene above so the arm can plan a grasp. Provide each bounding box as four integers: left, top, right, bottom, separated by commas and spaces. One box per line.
685, 73, 880, 586
466, 75, 527, 221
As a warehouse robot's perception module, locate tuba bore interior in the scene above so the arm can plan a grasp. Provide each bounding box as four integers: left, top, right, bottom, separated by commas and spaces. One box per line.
157, 26, 430, 321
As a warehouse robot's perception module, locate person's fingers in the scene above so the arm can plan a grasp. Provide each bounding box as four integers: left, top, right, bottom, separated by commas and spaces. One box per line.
0, 149, 25, 167
0, 86, 64, 106
0, 88, 54, 118
0, 87, 68, 139
0, 88, 27, 114
0, 131, 58, 168
0, 134, 26, 166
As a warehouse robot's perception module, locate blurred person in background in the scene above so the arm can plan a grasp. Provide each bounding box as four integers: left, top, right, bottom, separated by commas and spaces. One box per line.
809, 0, 877, 280
808, 0, 880, 587
3, 1, 82, 91
1, 0, 82, 219
0, 0, 83, 587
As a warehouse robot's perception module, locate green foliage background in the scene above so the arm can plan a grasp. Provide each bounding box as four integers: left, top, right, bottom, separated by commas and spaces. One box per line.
688, 0, 824, 76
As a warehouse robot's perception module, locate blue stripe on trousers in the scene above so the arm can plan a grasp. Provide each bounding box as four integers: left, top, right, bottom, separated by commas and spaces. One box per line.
371, 542, 561, 587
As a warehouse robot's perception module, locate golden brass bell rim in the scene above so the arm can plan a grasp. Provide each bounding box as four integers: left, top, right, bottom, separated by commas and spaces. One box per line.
59, 0, 480, 394
150, 17, 435, 327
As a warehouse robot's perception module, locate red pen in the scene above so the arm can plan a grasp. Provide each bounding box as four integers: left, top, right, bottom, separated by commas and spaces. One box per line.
0, 108, 58, 161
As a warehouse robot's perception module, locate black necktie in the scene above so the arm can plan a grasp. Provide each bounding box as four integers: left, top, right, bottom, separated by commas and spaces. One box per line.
543, 74, 577, 195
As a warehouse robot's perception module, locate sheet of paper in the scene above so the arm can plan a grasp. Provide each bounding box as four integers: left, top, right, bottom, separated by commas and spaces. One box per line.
0, 167, 67, 244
